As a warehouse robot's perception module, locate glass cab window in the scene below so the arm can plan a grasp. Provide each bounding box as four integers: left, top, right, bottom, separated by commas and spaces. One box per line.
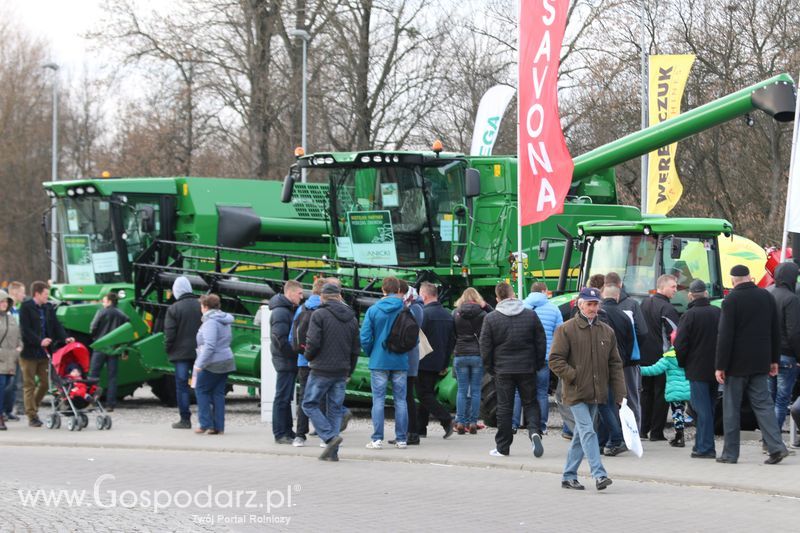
662, 236, 720, 313
584, 235, 659, 297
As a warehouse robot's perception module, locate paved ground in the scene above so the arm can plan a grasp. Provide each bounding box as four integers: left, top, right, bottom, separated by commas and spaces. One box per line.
2, 387, 800, 531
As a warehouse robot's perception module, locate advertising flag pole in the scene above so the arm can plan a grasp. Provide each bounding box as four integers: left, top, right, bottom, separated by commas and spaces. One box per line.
779, 76, 800, 263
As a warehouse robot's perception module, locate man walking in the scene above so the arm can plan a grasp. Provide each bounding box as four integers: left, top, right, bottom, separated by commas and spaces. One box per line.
417, 282, 455, 439
89, 292, 129, 411
549, 287, 625, 490
360, 276, 409, 449
19, 281, 73, 427
164, 276, 202, 429
640, 274, 679, 441
302, 283, 360, 462
716, 265, 789, 464
269, 280, 304, 444
766, 262, 800, 431
480, 282, 546, 458
673, 279, 720, 459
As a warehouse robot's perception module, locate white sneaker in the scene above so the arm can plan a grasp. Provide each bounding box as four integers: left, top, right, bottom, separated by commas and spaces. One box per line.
292, 437, 306, 447
395, 441, 407, 449
366, 440, 383, 449
489, 448, 508, 457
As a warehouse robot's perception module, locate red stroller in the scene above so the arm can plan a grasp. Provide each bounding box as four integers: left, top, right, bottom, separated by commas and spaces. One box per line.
45, 342, 112, 431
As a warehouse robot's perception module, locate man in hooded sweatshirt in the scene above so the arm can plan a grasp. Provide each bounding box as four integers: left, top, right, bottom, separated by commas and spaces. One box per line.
360, 276, 409, 449
302, 283, 360, 461
766, 262, 800, 431
480, 282, 547, 458
164, 276, 202, 429
269, 280, 304, 444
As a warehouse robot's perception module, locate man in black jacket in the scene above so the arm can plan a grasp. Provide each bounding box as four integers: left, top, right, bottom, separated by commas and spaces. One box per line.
480, 282, 547, 458
640, 274, 679, 441
164, 276, 202, 429
88, 292, 129, 411
302, 283, 360, 461
269, 280, 304, 444
673, 279, 720, 459
416, 282, 455, 439
716, 265, 789, 465
19, 281, 73, 427
766, 262, 800, 431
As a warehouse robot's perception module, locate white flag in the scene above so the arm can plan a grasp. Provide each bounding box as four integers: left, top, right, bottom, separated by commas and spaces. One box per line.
784, 75, 800, 233
470, 85, 515, 156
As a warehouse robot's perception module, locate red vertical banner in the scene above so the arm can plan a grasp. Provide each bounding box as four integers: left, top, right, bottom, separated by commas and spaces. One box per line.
518, 0, 573, 226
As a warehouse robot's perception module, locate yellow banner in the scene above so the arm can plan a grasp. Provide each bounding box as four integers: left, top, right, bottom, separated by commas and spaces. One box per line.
647, 54, 695, 214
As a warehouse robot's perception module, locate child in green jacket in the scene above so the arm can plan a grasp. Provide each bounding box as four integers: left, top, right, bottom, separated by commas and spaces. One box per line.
641, 351, 690, 447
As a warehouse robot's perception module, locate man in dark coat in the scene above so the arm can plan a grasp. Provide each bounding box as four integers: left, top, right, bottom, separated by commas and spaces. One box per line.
480, 282, 547, 458
674, 279, 720, 459
302, 283, 360, 461
88, 292, 129, 411
640, 274, 679, 441
716, 265, 789, 465
416, 282, 455, 439
164, 276, 202, 429
269, 280, 304, 444
19, 281, 73, 427
766, 262, 800, 431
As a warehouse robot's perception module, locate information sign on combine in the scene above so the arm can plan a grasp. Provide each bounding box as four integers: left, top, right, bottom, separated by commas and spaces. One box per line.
346, 210, 398, 265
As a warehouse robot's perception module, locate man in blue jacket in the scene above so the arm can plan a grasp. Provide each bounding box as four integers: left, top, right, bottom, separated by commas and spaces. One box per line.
360, 276, 409, 449
516, 282, 563, 434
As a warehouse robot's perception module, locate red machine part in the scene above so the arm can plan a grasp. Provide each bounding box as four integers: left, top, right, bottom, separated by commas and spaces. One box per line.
760, 247, 793, 287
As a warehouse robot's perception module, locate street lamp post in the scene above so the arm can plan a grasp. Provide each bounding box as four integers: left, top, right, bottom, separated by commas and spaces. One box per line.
43, 62, 59, 283
289, 29, 310, 183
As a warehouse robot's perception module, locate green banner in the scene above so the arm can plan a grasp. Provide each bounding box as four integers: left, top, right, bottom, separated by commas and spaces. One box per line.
347, 210, 398, 265
63, 234, 95, 285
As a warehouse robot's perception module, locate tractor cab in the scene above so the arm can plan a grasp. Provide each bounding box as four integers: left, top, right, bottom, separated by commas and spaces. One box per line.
282, 148, 480, 269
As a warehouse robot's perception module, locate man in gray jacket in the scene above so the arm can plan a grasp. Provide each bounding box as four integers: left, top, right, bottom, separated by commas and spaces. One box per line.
302, 284, 360, 461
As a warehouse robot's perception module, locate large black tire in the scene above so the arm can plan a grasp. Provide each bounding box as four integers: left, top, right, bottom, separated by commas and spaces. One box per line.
149, 376, 177, 407
480, 373, 498, 428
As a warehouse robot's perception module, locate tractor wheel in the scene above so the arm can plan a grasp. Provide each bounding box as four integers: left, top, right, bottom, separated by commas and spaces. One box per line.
148, 376, 177, 407
479, 373, 498, 428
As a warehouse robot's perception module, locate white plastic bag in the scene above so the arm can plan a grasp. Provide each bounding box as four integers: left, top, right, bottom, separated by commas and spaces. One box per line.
619, 398, 643, 458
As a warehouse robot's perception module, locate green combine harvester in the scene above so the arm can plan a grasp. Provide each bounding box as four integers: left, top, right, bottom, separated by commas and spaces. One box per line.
42, 73, 794, 411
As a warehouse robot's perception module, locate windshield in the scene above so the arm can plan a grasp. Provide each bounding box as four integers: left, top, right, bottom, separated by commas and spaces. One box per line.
57, 195, 160, 284
583, 233, 721, 313
312, 161, 467, 267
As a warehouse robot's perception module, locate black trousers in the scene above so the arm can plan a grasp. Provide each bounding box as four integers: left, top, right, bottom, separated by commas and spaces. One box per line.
495, 372, 540, 455
416, 370, 452, 433
641, 374, 668, 438
406, 375, 418, 436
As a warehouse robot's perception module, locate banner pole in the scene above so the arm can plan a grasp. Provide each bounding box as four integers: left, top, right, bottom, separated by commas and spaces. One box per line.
779, 74, 800, 263
516, 0, 524, 299
640, 0, 648, 214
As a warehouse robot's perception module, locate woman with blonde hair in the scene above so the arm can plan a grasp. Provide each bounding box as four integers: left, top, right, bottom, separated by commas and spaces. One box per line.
452, 287, 490, 434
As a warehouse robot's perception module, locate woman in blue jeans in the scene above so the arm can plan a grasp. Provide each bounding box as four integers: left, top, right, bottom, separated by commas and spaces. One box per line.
194, 294, 236, 435
452, 288, 489, 434
0, 290, 21, 431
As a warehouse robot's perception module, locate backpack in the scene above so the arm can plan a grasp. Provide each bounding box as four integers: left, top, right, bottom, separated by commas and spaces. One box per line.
291, 305, 315, 353
384, 308, 420, 354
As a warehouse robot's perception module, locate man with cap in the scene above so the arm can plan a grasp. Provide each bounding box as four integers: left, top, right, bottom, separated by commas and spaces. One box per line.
715, 265, 789, 464
549, 287, 626, 490
302, 283, 360, 461
673, 279, 721, 458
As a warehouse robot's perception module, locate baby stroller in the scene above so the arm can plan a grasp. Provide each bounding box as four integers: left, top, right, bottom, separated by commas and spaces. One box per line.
45, 342, 112, 431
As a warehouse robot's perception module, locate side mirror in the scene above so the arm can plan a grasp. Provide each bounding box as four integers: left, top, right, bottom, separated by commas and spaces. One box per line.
670, 237, 683, 260
139, 205, 156, 233
281, 174, 295, 203
465, 168, 481, 198
538, 240, 549, 261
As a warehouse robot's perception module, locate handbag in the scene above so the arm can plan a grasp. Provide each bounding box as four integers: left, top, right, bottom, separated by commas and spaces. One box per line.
418, 330, 434, 360
620, 398, 643, 457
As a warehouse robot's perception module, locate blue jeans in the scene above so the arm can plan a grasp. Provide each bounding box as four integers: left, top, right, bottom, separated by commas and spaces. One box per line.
768, 355, 799, 429
174, 361, 193, 421
596, 386, 623, 448
370, 370, 407, 442
563, 403, 607, 481
196, 370, 228, 432
454, 356, 483, 425
3, 363, 20, 415
89, 352, 119, 407
690, 380, 716, 455
272, 369, 297, 439
512, 367, 550, 433
302, 374, 346, 443
0, 374, 10, 415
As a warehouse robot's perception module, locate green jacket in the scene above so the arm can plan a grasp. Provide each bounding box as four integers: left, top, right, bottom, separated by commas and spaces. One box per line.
640, 352, 690, 402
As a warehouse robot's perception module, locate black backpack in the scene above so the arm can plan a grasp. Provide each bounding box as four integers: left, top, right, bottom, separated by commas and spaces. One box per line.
291, 305, 315, 354
384, 308, 419, 354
